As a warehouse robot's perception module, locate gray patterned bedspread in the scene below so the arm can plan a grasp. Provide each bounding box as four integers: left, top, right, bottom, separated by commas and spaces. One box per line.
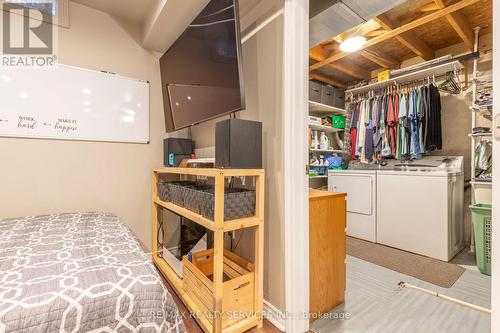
0, 212, 186, 333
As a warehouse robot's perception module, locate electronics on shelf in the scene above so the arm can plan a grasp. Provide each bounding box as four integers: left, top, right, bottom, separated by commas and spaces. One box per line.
163, 138, 193, 167
215, 119, 262, 169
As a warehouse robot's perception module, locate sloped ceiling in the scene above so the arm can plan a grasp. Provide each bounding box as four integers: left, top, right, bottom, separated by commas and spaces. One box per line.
72, 0, 158, 24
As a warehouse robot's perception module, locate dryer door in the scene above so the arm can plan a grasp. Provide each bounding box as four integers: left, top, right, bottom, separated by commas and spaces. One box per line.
329, 173, 373, 215
329, 172, 376, 242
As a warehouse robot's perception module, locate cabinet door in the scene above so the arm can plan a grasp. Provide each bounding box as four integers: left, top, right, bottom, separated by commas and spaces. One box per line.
309, 195, 346, 319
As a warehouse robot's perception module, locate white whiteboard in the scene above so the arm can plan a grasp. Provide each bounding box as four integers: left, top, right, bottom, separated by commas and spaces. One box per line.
0, 64, 150, 143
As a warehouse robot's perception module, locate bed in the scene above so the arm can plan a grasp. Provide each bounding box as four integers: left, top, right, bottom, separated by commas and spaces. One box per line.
0, 212, 186, 333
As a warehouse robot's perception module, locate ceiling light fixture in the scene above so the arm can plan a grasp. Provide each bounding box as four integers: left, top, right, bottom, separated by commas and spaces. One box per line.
338, 0, 367, 53
339, 36, 366, 52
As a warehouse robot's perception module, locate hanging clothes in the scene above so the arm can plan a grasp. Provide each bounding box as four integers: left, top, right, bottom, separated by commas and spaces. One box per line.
387, 93, 399, 157
396, 93, 408, 160
427, 84, 442, 151
409, 89, 421, 159
380, 94, 391, 157
344, 81, 442, 162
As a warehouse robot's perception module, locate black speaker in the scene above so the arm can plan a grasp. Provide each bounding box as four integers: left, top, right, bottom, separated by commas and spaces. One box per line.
215, 119, 262, 169
163, 138, 193, 167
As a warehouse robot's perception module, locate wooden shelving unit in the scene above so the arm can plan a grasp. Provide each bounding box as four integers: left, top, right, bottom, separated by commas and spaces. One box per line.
152, 167, 265, 333
308, 100, 345, 115
309, 123, 343, 133
308, 99, 345, 188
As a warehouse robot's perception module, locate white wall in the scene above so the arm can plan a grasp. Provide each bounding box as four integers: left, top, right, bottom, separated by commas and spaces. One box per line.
0, 0, 287, 314
0, 2, 164, 250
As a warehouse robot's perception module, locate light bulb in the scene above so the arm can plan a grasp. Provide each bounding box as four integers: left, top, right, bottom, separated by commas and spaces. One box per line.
339, 36, 366, 52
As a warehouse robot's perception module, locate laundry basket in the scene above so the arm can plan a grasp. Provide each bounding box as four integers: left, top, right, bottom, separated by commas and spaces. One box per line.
470, 204, 492, 275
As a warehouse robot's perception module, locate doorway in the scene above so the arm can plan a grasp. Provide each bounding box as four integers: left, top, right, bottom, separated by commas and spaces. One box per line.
303, 0, 494, 332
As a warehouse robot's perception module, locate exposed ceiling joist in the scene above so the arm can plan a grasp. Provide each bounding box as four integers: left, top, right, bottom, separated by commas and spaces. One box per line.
328, 62, 371, 80
434, 0, 474, 50
309, 0, 480, 71
365, 29, 387, 37
419, 2, 440, 12
373, 15, 434, 60
309, 72, 347, 88
359, 50, 399, 69
310, 46, 371, 80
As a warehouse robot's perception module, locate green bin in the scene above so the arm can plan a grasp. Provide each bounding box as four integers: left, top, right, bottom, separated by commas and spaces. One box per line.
470, 203, 492, 275
332, 115, 346, 129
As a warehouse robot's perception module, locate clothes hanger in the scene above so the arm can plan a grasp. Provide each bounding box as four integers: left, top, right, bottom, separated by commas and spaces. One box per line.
438, 71, 461, 94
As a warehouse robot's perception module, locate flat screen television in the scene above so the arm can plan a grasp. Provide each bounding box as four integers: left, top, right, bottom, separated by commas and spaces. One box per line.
160, 0, 245, 133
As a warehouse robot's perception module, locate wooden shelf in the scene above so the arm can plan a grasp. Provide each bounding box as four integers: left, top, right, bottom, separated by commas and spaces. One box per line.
470, 104, 493, 111
471, 180, 492, 186
154, 198, 261, 232
310, 148, 343, 153
309, 123, 343, 133
469, 132, 492, 137
345, 61, 464, 95
152, 167, 265, 333
309, 101, 345, 115
153, 167, 264, 177
309, 175, 328, 179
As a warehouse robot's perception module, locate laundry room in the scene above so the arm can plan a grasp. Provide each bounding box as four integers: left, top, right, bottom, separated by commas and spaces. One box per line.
307, 0, 493, 332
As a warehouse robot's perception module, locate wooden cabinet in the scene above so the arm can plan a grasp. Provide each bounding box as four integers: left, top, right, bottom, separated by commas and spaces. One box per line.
309, 189, 346, 320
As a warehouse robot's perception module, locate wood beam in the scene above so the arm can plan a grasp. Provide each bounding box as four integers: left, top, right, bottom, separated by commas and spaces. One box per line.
365, 29, 387, 37
419, 2, 440, 12
373, 15, 434, 60
327, 62, 371, 80
359, 50, 399, 69
309, 72, 347, 89
310, 0, 480, 71
310, 46, 371, 80
434, 0, 474, 50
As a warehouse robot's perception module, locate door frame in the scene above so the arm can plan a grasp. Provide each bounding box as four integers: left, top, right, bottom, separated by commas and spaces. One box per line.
282, 1, 500, 332
491, 0, 499, 330
282, 0, 310, 331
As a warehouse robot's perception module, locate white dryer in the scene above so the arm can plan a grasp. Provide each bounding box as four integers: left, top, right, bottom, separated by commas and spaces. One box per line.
376, 156, 464, 262
328, 169, 377, 242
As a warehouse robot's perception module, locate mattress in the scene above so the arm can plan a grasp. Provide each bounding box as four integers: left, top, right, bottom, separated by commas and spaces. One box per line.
0, 212, 186, 333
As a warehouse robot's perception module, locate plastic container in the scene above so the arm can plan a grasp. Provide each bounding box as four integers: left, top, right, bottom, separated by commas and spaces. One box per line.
332, 115, 346, 129
327, 156, 343, 167
470, 203, 492, 275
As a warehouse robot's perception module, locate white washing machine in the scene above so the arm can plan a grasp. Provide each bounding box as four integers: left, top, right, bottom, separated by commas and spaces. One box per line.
328, 169, 377, 242
376, 156, 464, 262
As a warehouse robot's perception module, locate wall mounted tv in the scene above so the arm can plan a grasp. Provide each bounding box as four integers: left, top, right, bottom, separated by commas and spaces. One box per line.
160, 0, 245, 133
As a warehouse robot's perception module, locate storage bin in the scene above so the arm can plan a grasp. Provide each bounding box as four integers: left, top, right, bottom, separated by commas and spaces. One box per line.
470, 203, 492, 275
332, 115, 346, 129
157, 181, 196, 204
158, 182, 256, 221
183, 184, 213, 214
198, 188, 256, 221
309, 80, 322, 103
183, 249, 255, 329
332, 88, 345, 109
309, 116, 322, 125
321, 85, 334, 106
473, 183, 492, 204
